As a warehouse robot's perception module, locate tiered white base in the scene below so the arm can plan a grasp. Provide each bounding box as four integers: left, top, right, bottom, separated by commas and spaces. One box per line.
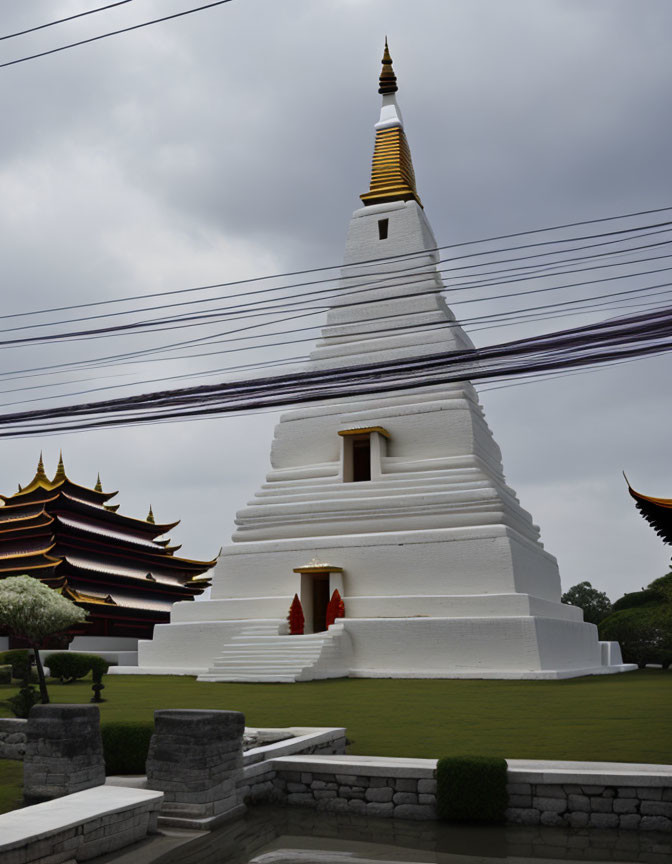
133, 610, 633, 681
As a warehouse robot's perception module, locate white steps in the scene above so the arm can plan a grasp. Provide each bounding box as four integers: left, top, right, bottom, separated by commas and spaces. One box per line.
197, 622, 352, 683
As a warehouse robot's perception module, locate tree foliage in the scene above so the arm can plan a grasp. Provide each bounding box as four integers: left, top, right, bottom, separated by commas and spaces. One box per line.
599, 572, 672, 667
0, 575, 87, 704
561, 581, 612, 624
0, 576, 87, 644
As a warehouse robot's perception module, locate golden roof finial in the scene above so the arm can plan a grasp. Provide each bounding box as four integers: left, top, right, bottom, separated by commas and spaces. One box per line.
52, 451, 66, 484
35, 452, 48, 482
379, 36, 398, 95
95, 473, 103, 493
147, 505, 155, 524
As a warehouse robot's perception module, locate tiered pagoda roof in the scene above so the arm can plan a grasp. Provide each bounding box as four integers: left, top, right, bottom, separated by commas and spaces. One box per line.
626, 476, 672, 546
0, 454, 215, 640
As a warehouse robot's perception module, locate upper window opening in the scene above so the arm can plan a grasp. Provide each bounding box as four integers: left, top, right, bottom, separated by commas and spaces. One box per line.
378, 219, 389, 240
351, 437, 371, 482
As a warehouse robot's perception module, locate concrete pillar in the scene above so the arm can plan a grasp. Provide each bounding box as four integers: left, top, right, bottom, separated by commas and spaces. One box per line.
23, 704, 105, 803
146, 709, 245, 829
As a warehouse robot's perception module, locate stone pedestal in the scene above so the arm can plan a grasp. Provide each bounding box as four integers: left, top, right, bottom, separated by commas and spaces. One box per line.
23, 704, 105, 803
146, 709, 245, 829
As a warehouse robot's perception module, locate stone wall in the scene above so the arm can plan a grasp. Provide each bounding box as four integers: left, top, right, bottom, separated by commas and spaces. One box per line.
506, 780, 672, 832
0, 718, 27, 760
274, 768, 437, 820
23, 704, 105, 803
0, 786, 162, 864
240, 758, 672, 832
146, 709, 246, 829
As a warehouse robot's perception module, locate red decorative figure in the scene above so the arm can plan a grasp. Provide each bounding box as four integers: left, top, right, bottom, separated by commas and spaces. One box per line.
288, 593, 305, 635
325, 589, 345, 629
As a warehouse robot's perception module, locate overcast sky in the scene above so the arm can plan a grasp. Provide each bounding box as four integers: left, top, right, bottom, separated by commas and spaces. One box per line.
0, 0, 670, 602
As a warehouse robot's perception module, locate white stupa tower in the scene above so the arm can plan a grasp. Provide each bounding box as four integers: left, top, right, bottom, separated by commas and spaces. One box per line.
138, 42, 630, 680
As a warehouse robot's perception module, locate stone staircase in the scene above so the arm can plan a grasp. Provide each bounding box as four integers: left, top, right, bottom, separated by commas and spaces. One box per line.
197, 621, 352, 683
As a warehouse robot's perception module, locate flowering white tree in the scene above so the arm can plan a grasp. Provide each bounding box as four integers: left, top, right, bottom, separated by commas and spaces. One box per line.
0, 576, 87, 704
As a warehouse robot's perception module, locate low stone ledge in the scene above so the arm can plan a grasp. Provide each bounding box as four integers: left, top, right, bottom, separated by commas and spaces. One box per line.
0, 785, 163, 864
0, 718, 28, 760
243, 755, 672, 830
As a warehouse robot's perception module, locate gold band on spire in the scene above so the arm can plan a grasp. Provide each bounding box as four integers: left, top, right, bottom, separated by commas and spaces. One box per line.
361, 40, 421, 207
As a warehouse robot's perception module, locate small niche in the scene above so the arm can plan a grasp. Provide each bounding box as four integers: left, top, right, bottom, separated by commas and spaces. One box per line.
351, 436, 372, 482
378, 218, 389, 240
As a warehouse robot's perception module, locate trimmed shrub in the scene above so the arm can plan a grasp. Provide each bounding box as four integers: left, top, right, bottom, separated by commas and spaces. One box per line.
2, 684, 40, 718
44, 652, 111, 683
0, 664, 12, 684
436, 756, 508, 823
288, 594, 305, 635
0, 649, 32, 682
102, 722, 154, 775
89, 656, 110, 703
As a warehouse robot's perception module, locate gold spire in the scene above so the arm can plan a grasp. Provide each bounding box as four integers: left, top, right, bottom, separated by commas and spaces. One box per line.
360, 40, 421, 207
378, 37, 398, 94
147, 505, 155, 524
36, 452, 47, 482
52, 451, 66, 484
95, 474, 103, 493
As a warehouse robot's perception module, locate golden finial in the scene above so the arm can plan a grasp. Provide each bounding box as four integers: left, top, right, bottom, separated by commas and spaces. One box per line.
147, 505, 155, 524
378, 36, 398, 95
52, 451, 66, 483
95, 473, 103, 493
35, 452, 48, 481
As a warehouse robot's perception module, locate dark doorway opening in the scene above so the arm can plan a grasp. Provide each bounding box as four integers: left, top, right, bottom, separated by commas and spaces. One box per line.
312, 575, 330, 632
352, 436, 371, 482
378, 218, 389, 240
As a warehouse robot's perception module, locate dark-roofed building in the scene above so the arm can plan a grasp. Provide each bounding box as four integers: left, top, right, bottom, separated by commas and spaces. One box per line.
0, 454, 214, 644
627, 479, 672, 546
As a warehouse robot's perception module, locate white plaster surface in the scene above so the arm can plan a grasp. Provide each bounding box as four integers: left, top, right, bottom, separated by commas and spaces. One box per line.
136, 91, 631, 683
0, 784, 162, 849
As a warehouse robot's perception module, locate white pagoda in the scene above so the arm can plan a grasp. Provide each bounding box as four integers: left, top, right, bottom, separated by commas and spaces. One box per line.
137, 43, 631, 681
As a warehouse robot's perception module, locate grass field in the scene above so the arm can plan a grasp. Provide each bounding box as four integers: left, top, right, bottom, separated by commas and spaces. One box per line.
0, 760, 23, 815
1, 669, 670, 764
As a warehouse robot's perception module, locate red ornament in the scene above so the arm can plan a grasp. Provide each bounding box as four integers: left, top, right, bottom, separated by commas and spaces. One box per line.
288, 593, 305, 635
325, 589, 345, 628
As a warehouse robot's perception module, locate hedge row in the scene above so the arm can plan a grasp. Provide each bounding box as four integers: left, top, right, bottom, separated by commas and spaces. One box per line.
101, 722, 154, 775
436, 755, 508, 823
44, 653, 110, 683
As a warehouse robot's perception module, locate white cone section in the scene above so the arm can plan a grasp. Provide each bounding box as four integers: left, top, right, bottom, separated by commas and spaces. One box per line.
137, 197, 634, 680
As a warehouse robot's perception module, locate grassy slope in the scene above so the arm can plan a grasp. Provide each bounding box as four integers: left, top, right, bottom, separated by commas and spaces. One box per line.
1, 670, 670, 764
0, 760, 23, 815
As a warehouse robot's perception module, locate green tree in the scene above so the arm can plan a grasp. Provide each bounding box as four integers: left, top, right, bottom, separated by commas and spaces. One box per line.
0, 576, 87, 704
561, 581, 612, 624
599, 572, 672, 667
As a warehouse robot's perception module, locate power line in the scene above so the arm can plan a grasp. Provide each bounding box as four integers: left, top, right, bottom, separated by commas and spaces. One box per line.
0, 305, 669, 437
2, 205, 672, 321
0, 1, 234, 70
3, 221, 672, 338
0, 2, 136, 42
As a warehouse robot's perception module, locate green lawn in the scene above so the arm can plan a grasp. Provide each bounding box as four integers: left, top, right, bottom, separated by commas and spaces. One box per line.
0, 760, 23, 815
1, 669, 670, 764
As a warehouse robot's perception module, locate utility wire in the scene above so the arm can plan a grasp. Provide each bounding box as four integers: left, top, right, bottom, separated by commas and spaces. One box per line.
0, 305, 669, 437
0, 1, 234, 70
0, 2, 135, 41
2, 205, 671, 321
3, 222, 672, 337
